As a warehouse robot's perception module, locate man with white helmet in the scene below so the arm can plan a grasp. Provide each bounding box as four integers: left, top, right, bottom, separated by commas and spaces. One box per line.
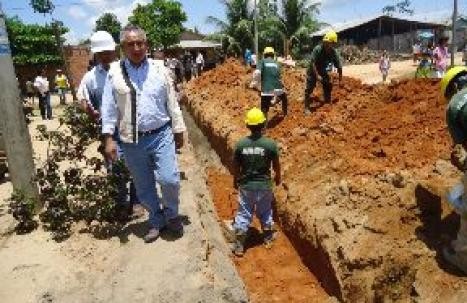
304, 30, 343, 115
77, 31, 136, 220
443, 66, 467, 274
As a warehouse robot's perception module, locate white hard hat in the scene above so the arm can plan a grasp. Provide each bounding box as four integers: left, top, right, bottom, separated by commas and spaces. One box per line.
90, 31, 116, 53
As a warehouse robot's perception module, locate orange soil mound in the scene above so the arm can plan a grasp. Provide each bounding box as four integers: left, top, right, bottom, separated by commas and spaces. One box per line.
186, 59, 466, 302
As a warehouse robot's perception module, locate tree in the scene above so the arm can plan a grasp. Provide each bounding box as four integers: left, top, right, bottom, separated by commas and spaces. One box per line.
128, 0, 187, 49
382, 0, 414, 16
29, 0, 55, 14
259, 0, 322, 57
94, 13, 122, 43
206, 0, 254, 56
5, 16, 68, 65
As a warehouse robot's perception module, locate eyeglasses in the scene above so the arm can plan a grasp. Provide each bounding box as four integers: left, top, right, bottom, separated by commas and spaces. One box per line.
124, 41, 146, 48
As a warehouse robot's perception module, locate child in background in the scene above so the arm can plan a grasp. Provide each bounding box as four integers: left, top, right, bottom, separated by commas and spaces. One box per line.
231, 108, 281, 256
379, 50, 391, 82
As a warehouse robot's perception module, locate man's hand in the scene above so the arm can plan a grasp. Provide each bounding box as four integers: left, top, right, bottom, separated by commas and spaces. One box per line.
104, 136, 118, 162
316, 74, 323, 82
174, 132, 184, 150
451, 144, 467, 171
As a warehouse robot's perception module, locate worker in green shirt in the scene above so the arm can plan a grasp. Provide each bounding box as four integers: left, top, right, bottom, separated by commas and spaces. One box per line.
231, 107, 281, 256
443, 66, 467, 274
255, 47, 288, 120
304, 30, 343, 115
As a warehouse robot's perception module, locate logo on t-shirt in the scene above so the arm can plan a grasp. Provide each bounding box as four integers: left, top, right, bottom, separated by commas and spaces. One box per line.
242, 147, 265, 156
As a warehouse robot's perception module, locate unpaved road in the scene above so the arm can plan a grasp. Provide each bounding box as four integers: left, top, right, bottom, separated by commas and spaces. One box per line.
0, 97, 247, 303
344, 52, 464, 84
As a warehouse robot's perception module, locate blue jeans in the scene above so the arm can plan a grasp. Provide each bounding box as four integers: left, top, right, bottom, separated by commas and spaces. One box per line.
233, 188, 274, 232
38, 93, 52, 119
121, 123, 180, 229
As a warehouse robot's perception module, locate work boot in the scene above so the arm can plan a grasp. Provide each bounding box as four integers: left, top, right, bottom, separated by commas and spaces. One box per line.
144, 228, 160, 243
166, 217, 184, 238
232, 230, 247, 257
263, 228, 277, 249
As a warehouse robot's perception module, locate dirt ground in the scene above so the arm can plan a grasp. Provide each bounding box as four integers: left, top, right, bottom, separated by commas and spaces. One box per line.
184, 59, 467, 302
344, 52, 464, 84
0, 97, 248, 303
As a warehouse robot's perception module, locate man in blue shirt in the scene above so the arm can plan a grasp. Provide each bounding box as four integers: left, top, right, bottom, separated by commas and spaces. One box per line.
101, 25, 186, 243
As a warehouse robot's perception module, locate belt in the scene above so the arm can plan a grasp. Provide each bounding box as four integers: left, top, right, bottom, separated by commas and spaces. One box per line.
137, 122, 170, 137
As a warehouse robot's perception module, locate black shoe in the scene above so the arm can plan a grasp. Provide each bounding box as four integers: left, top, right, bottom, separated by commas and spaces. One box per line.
166, 217, 184, 237
232, 230, 247, 257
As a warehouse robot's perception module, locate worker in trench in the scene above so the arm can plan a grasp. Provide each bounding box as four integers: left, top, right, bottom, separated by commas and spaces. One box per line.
304, 30, 343, 115
231, 108, 281, 256
443, 66, 467, 274
251, 47, 288, 123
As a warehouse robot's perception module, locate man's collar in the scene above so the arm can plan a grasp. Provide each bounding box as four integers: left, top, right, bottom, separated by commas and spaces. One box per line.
125, 57, 148, 70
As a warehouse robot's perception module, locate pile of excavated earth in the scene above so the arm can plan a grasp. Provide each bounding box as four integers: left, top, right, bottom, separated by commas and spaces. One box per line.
184, 59, 467, 302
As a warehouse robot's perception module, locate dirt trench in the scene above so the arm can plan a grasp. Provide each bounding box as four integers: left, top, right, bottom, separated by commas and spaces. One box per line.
183, 59, 467, 302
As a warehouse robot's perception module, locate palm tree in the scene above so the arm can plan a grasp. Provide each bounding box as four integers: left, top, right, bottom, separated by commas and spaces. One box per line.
206, 0, 254, 56
260, 0, 322, 57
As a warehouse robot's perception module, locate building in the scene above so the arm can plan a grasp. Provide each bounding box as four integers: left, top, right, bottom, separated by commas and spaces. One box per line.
311, 14, 447, 53
168, 31, 222, 68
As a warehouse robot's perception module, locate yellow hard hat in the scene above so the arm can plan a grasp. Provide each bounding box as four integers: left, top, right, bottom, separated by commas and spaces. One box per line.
323, 30, 338, 43
263, 47, 275, 55
441, 66, 467, 98
245, 107, 266, 126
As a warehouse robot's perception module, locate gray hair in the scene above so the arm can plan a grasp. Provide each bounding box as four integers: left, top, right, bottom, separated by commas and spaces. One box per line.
120, 25, 147, 44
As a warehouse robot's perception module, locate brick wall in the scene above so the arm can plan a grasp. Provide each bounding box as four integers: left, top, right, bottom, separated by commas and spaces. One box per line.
64, 45, 92, 89
14, 45, 91, 94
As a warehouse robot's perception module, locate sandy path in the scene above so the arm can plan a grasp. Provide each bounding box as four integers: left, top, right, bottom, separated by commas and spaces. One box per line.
0, 96, 248, 303
343, 52, 465, 84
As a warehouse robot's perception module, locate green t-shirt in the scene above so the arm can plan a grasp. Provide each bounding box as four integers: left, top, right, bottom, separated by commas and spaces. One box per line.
307, 44, 342, 75
234, 135, 279, 190
447, 88, 467, 144
257, 58, 283, 94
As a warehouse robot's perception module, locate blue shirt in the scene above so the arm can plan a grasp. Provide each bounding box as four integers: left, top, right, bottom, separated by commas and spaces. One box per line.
101, 58, 172, 135
77, 64, 108, 111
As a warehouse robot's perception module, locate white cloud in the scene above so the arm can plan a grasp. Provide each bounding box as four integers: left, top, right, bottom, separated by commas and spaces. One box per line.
68, 6, 88, 20
64, 29, 85, 45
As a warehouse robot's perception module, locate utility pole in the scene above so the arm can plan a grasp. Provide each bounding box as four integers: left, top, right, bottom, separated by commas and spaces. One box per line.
0, 4, 39, 206
254, 0, 259, 56
52, 19, 77, 102
451, 0, 458, 67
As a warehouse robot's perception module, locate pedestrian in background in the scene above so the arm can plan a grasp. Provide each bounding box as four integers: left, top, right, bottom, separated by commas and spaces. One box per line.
379, 50, 391, 83
34, 69, 52, 120
244, 48, 252, 66
433, 35, 450, 78
101, 25, 186, 243
250, 52, 257, 69
231, 108, 281, 256
54, 69, 69, 105
196, 52, 204, 77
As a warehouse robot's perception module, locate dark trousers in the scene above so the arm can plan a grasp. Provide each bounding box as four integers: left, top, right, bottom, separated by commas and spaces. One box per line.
38, 93, 52, 119
304, 72, 332, 109
261, 94, 288, 118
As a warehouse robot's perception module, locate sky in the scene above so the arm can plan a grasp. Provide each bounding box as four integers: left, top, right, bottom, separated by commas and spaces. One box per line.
1, 0, 466, 44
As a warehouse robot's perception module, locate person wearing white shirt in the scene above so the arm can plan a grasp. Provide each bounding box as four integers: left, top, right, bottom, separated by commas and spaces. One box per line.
196, 52, 204, 77
33, 69, 52, 120
101, 25, 186, 243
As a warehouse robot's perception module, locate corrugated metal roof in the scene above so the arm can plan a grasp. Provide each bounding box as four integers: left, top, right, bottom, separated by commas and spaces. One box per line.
175, 40, 221, 49
311, 14, 447, 37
